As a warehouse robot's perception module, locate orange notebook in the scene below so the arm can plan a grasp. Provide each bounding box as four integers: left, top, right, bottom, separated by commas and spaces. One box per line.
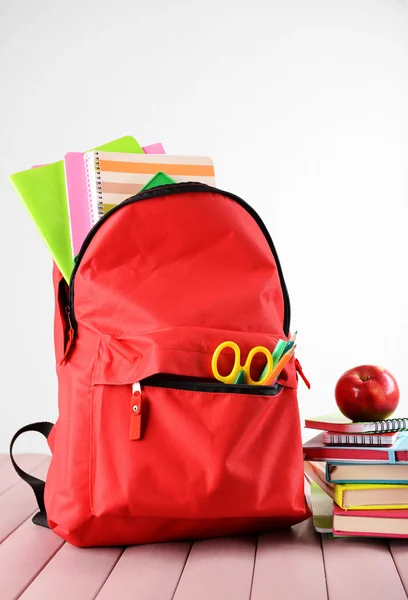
84, 151, 216, 223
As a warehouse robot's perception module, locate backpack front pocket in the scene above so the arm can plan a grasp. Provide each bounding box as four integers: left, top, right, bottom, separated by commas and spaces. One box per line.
90, 374, 305, 522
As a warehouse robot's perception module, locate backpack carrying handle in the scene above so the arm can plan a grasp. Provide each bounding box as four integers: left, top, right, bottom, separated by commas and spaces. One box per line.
9, 422, 54, 528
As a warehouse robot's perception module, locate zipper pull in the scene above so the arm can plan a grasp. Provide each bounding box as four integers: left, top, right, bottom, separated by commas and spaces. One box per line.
130, 382, 143, 441
295, 358, 311, 389
60, 306, 75, 365
65, 305, 73, 330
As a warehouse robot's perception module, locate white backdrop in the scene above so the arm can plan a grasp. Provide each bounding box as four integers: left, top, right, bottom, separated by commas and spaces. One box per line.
1, 0, 407, 453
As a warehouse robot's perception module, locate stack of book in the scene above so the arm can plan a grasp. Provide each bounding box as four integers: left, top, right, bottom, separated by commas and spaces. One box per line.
303, 413, 408, 538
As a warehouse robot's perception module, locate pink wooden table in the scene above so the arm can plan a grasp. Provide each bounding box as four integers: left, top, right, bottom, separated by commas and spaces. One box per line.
1, 454, 408, 599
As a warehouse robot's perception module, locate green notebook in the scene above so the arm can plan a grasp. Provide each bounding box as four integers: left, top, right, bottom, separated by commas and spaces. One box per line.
311, 482, 333, 533
10, 135, 143, 283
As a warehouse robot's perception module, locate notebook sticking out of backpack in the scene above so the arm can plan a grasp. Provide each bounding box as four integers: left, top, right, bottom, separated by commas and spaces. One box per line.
9, 136, 144, 283
64, 151, 215, 256
67, 151, 215, 225
65, 150, 175, 257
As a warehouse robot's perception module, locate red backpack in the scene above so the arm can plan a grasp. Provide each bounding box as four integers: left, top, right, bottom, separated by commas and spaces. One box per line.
11, 183, 310, 547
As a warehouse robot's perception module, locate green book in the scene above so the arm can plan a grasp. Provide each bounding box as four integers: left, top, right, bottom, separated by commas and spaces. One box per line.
10, 135, 143, 283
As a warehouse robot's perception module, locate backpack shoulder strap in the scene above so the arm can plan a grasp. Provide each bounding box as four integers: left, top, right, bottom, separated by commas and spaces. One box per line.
9, 422, 54, 528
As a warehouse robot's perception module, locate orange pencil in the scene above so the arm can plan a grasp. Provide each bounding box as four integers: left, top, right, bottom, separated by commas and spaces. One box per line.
263, 346, 296, 386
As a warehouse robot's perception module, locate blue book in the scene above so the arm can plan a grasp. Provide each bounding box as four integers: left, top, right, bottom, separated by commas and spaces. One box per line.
326, 460, 408, 484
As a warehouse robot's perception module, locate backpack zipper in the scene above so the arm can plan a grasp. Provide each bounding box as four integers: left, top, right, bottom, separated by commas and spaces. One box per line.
141, 374, 282, 396
67, 182, 291, 342
129, 377, 282, 441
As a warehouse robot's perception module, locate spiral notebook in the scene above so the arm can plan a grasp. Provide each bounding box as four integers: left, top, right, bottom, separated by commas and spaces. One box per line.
322, 431, 399, 446
303, 432, 408, 463
305, 413, 408, 434
84, 151, 215, 224
65, 151, 215, 255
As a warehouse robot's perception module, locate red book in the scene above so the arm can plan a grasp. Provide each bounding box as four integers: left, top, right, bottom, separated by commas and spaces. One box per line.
303, 432, 408, 463
333, 504, 408, 538
305, 413, 408, 434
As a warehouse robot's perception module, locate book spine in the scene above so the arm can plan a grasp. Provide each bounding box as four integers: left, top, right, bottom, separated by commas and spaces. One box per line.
84, 151, 104, 226
333, 484, 345, 508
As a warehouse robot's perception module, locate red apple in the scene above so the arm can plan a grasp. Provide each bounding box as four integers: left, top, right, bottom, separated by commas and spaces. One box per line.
335, 365, 399, 421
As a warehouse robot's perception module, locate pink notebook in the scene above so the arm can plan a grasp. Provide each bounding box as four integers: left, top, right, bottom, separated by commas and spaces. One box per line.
64, 153, 92, 257
65, 142, 165, 256
142, 142, 165, 154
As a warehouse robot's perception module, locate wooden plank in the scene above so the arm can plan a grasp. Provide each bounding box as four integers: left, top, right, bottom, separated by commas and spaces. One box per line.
97, 542, 191, 600
0, 454, 48, 496
322, 535, 407, 600
0, 455, 9, 469
389, 540, 408, 595
0, 459, 50, 543
0, 517, 64, 599
20, 544, 123, 600
173, 537, 256, 600
251, 519, 327, 600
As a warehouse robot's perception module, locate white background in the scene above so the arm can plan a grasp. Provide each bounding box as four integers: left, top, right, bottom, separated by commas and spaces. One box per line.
1, 0, 407, 453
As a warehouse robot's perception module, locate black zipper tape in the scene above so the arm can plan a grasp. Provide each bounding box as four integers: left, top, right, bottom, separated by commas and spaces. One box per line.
142, 374, 282, 396
68, 182, 291, 336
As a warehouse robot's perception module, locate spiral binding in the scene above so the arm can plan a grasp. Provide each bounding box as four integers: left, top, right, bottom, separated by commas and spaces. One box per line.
85, 151, 104, 227
374, 417, 408, 432
328, 432, 389, 446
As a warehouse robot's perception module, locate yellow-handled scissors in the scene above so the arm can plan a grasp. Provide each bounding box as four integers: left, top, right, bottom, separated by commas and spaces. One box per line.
211, 341, 273, 386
